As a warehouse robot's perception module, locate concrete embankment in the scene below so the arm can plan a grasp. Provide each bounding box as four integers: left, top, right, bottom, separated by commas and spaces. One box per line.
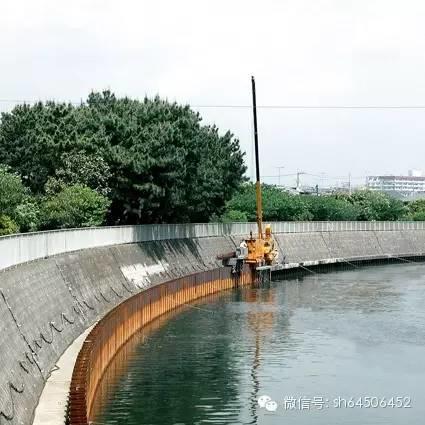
274, 229, 425, 264
0, 236, 235, 425
1, 223, 425, 424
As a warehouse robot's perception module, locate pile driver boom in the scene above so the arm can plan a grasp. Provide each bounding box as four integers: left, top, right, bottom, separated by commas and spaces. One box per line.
219, 76, 279, 273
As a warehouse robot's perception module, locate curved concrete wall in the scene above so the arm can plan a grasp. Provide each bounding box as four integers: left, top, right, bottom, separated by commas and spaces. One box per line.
274, 229, 425, 265
0, 236, 236, 425
1, 223, 425, 424
3, 221, 425, 271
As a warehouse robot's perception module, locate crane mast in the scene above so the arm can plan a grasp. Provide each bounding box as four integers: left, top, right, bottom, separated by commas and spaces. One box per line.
218, 76, 279, 273
251, 76, 263, 240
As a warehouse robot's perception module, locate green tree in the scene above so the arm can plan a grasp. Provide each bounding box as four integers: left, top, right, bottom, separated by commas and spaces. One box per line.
0, 102, 76, 191
40, 185, 111, 229
306, 196, 359, 221
0, 91, 246, 224
223, 184, 312, 222
221, 185, 407, 223
410, 211, 425, 221
14, 198, 41, 232
0, 165, 26, 216
347, 190, 406, 221
46, 152, 111, 195
0, 165, 41, 233
0, 214, 19, 236
220, 209, 249, 223
406, 199, 425, 220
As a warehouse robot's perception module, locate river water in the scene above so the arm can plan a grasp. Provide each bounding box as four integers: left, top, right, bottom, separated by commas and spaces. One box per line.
93, 264, 425, 425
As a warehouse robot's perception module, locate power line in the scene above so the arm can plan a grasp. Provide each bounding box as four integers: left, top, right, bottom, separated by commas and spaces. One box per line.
0, 99, 82, 106
192, 105, 425, 110
3, 98, 425, 109
263, 172, 367, 181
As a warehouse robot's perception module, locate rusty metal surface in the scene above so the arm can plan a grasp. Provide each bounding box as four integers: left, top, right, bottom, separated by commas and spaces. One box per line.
67, 266, 253, 425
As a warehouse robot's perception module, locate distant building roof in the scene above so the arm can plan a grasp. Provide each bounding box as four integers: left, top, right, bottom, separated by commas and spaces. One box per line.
368, 175, 425, 181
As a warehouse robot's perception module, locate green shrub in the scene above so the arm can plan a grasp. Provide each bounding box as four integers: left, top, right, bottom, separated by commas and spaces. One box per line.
306, 196, 359, 221
14, 198, 41, 232
410, 211, 425, 221
0, 165, 26, 216
220, 209, 248, 223
221, 185, 408, 223
0, 214, 19, 236
40, 185, 111, 229
348, 190, 406, 221
224, 184, 311, 222
406, 199, 425, 220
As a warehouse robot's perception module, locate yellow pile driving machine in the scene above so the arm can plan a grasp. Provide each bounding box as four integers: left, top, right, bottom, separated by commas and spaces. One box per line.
219, 76, 280, 274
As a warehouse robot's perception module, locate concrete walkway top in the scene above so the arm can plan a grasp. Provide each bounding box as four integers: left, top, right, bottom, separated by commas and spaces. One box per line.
33, 326, 95, 425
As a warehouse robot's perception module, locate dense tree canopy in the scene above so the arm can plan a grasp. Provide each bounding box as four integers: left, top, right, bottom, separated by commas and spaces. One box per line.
335, 190, 406, 221
406, 199, 425, 221
2, 90, 425, 235
0, 91, 246, 224
220, 184, 408, 222
222, 185, 310, 222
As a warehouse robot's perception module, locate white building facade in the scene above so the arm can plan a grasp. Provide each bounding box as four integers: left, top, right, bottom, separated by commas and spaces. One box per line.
367, 170, 425, 196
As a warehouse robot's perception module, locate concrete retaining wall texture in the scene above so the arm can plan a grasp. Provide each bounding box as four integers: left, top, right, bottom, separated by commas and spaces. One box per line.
0, 237, 236, 425
0, 229, 424, 424
277, 230, 425, 263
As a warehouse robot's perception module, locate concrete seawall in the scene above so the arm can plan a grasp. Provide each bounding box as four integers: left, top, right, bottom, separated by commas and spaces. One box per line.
1, 224, 425, 424
0, 236, 235, 425
275, 229, 425, 264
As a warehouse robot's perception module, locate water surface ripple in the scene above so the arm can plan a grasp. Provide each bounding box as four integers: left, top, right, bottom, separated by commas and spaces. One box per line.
93, 264, 425, 424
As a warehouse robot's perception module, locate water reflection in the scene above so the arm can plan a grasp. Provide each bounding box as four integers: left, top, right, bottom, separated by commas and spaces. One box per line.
94, 264, 425, 425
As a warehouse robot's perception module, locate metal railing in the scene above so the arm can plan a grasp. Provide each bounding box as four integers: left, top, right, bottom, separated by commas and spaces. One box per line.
1, 221, 425, 272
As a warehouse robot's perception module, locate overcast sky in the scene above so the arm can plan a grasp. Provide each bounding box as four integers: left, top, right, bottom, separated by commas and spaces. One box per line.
2, 0, 425, 187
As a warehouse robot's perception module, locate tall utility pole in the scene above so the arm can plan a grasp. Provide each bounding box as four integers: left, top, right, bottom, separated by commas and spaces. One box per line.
296, 171, 306, 190
348, 173, 352, 195
276, 166, 285, 186
251, 76, 263, 239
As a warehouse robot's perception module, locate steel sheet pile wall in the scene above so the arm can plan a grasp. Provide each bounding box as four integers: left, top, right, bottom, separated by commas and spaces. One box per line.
67, 267, 253, 425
